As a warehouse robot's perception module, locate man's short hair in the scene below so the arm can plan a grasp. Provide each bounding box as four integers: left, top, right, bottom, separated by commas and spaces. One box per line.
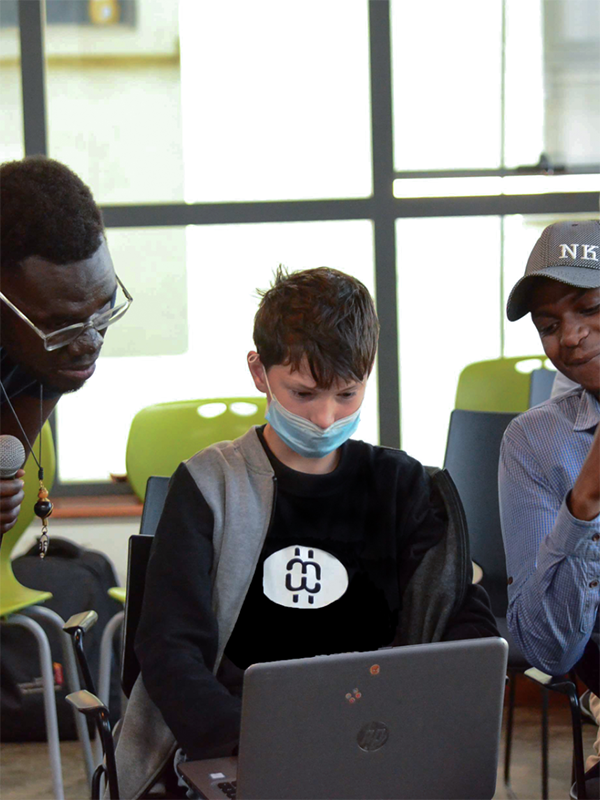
253, 266, 379, 388
0, 156, 104, 270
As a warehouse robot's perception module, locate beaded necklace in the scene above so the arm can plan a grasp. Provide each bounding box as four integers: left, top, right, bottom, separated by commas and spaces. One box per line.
0, 381, 53, 557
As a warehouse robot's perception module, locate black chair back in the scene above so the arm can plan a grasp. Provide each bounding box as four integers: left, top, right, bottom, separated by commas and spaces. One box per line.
443, 409, 519, 618
121, 475, 170, 698
529, 368, 556, 407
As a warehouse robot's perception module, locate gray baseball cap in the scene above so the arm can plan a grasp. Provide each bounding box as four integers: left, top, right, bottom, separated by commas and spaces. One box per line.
506, 219, 600, 321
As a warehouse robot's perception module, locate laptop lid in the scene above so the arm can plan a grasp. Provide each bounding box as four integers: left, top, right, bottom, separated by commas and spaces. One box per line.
237, 637, 508, 800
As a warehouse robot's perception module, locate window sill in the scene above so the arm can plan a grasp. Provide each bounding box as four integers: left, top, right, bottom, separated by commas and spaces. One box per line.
51, 495, 143, 519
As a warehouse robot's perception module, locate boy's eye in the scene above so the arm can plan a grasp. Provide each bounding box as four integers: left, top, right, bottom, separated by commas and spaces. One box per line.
339, 391, 357, 399
293, 390, 314, 399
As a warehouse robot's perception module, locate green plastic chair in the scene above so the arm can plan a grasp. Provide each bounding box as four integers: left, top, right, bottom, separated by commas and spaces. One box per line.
1, 425, 97, 795
125, 397, 267, 500
0, 423, 94, 797
455, 356, 556, 414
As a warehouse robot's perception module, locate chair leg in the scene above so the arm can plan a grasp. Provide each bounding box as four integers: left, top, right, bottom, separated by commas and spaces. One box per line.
6, 614, 65, 800
91, 764, 105, 800
95, 610, 124, 765
564, 683, 587, 799
67, 691, 120, 800
504, 669, 517, 788
98, 611, 124, 706
26, 605, 95, 783
541, 686, 549, 800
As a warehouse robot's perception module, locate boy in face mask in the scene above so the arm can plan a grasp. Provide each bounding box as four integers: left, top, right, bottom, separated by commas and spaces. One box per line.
124, 267, 497, 799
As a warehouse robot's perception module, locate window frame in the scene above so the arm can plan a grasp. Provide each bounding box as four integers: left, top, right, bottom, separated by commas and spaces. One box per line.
15, 0, 599, 495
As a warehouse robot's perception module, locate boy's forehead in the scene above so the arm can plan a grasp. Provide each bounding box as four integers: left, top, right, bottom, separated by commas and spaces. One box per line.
275, 358, 361, 389
274, 359, 318, 385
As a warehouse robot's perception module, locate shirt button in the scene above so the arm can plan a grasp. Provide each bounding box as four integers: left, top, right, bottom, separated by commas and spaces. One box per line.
592, 534, 600, 542
590, 581, 599, 588
507, 577, 513, 585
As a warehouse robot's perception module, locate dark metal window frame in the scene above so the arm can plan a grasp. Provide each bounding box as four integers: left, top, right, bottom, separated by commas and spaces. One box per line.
17, 0, 599, 496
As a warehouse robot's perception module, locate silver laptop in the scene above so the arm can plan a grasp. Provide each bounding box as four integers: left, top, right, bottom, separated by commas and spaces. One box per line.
178, 637, 508, 800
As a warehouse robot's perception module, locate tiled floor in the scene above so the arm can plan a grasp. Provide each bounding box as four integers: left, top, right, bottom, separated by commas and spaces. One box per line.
0, 706, 597, 800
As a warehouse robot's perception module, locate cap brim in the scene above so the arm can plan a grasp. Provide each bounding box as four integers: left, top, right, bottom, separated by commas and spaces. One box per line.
506, 266, 600, 321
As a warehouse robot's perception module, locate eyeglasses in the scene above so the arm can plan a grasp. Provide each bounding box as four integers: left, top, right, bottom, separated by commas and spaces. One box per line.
0, 275, 133, 351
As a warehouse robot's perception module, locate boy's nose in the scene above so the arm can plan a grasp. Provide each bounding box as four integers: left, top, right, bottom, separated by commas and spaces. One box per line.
311, 401, 337, 430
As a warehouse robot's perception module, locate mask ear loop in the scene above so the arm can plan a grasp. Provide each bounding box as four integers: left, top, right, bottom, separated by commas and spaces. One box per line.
261, 368, 274, 400
248, 352, 274, 402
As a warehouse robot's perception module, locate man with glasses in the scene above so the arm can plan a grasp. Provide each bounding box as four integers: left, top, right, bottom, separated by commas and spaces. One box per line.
0, 156, 132, 537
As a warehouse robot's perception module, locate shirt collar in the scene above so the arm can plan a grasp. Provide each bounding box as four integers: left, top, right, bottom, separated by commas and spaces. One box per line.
574, 390, 600, 432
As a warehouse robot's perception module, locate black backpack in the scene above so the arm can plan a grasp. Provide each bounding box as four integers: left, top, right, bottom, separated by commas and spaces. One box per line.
1, 537, 123, 741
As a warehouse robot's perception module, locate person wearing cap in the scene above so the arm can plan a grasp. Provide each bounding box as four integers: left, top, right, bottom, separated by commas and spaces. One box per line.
499, 219, 600, 776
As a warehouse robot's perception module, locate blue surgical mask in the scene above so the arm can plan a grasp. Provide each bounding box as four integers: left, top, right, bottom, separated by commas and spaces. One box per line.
263, 370, 362, 459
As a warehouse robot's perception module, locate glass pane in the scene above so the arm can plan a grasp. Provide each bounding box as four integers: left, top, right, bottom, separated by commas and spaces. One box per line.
180, 0, 372, 202
101, 227, 188, 358
0, 17, 24, 162
45, 1, 184, 204
502, 212, 597, 358
505, 0, 600, 168
56, 220, 377, 483
391, 0, 503, 171
397, 217, 502, 468
541, 0, 600, 166
503, 0, 545, 168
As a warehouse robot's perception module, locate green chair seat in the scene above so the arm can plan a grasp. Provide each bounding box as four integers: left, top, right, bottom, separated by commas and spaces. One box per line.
0, 588, 52, 617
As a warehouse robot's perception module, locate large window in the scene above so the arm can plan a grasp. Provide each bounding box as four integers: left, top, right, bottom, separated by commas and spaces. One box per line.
9, 0, 599, 491
391, 0, 599, 467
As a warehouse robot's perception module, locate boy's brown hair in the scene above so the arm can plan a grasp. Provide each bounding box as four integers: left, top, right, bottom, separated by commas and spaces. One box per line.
253, 266, 379, 388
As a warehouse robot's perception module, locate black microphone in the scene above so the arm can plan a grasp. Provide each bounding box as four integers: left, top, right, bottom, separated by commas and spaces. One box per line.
0, 435, 26, 479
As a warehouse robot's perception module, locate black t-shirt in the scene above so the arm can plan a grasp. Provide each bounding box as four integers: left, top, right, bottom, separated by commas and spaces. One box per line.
225, 428, 399, 669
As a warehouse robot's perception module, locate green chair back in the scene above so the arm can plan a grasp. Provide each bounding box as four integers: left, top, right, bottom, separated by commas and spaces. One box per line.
455, 356, 555, 413
125, 397, 267, 500
0, 422, 56, 617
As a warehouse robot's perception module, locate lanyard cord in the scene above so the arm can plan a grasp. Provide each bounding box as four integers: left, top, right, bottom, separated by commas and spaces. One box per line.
0, 379, 44, 480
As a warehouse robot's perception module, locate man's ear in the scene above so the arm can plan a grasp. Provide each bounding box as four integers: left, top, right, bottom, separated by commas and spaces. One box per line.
247, 351, 268, 394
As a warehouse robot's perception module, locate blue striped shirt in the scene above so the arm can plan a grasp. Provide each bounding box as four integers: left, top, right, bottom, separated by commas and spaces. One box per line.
499, 388, 600, 675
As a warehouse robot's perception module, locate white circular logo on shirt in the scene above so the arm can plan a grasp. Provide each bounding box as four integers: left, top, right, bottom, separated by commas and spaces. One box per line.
263, 545, 349, 609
